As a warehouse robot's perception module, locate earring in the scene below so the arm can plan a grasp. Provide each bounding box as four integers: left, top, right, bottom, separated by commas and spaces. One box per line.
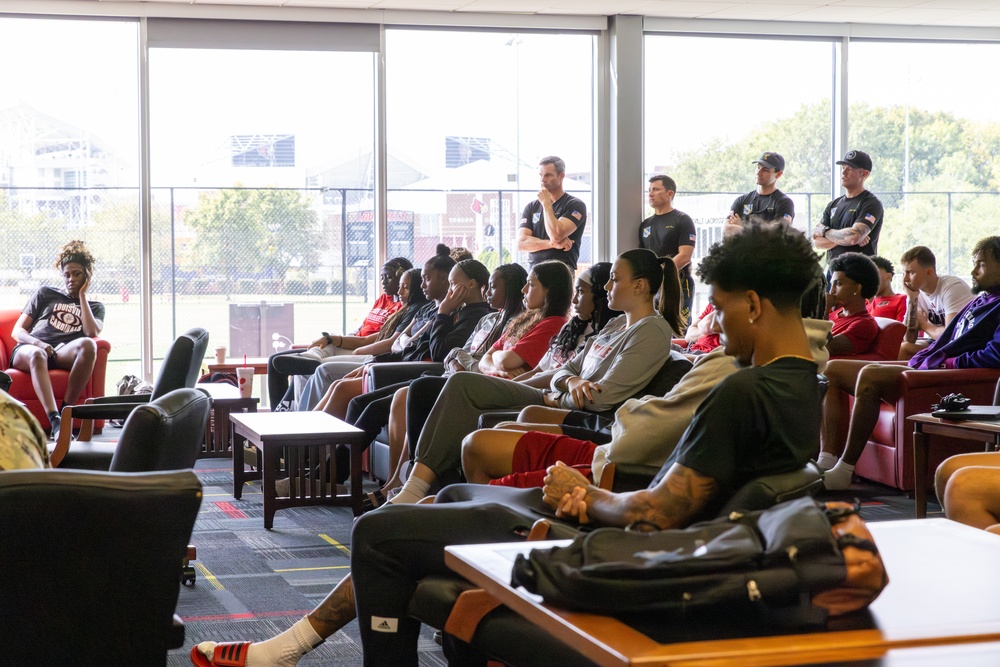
748, 317, 754, 324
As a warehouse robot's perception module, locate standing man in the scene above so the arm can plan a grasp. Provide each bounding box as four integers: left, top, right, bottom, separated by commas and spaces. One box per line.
726, 151, 794, 234
639, 175, 697, 323
517, 156, 588, 270
898, 245, 973, 360
813, 150, 884, 263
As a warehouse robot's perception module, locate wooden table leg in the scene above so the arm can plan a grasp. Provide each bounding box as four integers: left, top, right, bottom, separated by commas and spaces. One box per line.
913, 425, 928, 519
233, 421, 245, 500
263, 441, 278, 530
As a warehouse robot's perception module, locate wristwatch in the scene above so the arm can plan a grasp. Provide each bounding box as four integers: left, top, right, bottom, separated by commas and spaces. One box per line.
821, 226, 831, 238
322, 331, 333, 346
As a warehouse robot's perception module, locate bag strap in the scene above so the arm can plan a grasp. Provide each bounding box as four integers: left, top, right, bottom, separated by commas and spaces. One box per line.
837, 532, 879, 555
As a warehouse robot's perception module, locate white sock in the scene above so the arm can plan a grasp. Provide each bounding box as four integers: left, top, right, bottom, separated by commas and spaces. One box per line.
195, 616, 323, 667
388, 477, 431, 505
816, 452, 839, 471
823, 461, 855, 491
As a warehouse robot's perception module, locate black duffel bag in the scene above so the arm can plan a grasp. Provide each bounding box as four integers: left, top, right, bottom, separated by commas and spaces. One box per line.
510, 497, 887, 626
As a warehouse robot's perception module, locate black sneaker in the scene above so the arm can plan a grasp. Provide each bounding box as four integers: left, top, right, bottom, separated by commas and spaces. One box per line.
49, 413, 62, 442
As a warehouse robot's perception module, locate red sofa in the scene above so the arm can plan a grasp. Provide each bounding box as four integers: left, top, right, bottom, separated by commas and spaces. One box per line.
0, 308, 111, 431
839, 367, 1000, 491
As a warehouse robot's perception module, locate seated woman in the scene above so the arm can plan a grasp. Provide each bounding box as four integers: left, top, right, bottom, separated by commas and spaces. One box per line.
344, 264, 527, 481
266, 257, 412, 409
361, 260, 575, 505
381, 263, 615, 498
826, 252, 880, 358
314, 251, 490, 420
389, 248, 680, 504
463, 270, 834, 489
11, 240, 104, 441
935, 451, 1000, 535
295, 268, 428, 412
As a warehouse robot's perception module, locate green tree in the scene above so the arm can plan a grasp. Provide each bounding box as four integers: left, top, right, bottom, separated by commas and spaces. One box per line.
185, 186, 322, 284
0, 190, 72, 282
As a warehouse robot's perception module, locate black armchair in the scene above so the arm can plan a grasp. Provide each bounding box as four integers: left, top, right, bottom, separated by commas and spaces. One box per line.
0, 469, 202, 666
52, 328, 210, 467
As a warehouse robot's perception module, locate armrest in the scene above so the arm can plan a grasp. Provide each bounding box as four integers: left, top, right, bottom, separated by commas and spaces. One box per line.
63, 401, 146, 420
899, 367, 1000, 391
599, 462, 660, 492
88, 394, 152, 405
368, 362, 445, 390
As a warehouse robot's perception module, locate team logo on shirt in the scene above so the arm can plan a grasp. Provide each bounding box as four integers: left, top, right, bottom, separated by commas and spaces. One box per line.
743, 204, 753, 215
532, 212, 541, 223
643, 227, 651, 238
49, 303, 83, 333
571, 210, 583, 221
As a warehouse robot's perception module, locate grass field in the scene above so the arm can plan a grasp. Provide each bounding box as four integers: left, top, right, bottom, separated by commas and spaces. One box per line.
51, 291, 376, 404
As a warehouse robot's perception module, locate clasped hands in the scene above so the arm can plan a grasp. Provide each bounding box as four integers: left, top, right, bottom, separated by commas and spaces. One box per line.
542, 461, 592, 524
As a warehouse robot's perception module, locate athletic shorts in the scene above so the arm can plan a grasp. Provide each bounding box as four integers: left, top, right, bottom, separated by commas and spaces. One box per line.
489, 431, 597, 488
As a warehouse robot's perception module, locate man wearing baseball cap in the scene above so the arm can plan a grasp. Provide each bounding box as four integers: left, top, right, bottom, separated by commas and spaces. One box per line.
813, 150, 884, 264
726, 151, 794, 233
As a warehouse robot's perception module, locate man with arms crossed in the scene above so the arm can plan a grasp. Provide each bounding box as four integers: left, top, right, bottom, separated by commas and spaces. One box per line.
639, 174, 697, 324
898, 245, 973, 360
813, 150, 884, 262
820, 237, 1000, 490
517, 156, 587, 270
725, 151, 794, 235
192, 223, 823, 667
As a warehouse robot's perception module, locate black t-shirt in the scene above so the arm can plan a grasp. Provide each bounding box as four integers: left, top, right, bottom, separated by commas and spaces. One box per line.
519, 193, 588, 269
638, 210, 696, 279
650, 357, 820, 506
730, 189, 795, 223
22, 287, 105, 348
821, 190, 884, 262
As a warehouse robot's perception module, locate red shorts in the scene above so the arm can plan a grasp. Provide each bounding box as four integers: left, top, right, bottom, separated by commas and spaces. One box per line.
489, 431, 596, 488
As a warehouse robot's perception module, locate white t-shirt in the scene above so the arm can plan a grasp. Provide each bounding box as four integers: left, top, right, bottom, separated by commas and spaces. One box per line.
908, 274, 973, 337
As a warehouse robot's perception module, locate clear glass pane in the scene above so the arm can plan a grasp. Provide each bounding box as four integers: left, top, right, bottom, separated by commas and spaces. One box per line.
644, 35, 835, 235
386, 29, 596, 271
0, 17, 139, 388
849, 41, 1000, 278
149, 48, 376, 398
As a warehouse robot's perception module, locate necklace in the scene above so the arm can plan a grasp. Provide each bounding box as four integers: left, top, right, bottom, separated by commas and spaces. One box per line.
763, 354, 815, 366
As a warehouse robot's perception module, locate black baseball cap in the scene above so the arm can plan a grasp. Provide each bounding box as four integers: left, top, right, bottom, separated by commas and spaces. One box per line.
836, 150, 873, 172
753, 152, 784, 171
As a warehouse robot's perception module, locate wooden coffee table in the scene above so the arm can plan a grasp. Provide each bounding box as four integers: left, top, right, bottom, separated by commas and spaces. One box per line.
229, 411, 366, 528
909, 413, 1000, 518
196, 382, 258, 458
445, 519, 1000, 667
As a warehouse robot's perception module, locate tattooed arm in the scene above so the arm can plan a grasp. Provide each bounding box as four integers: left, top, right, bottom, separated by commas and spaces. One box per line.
542, 461, 719, 530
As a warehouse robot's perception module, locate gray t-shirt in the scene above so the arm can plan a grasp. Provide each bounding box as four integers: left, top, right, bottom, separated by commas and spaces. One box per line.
546, 313, 675, 412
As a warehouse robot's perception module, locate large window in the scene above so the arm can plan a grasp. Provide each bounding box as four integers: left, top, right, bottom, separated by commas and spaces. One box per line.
0, 16, 139, 384
149, 46, 375, 391
386, 29, 597, 272
644, 35, 836, 236
848, 41, 1000, 276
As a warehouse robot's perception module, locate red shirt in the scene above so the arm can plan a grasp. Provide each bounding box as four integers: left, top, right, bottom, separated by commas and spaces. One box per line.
688, 303, 721, 354
829, 309, 879, 355
493, 315, 568, 370
355, 293, 402, 337
866, 293, 907, 322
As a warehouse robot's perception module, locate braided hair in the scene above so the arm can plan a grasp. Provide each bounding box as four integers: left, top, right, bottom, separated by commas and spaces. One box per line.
473, 263, 528, 356
377, 268, 427, 341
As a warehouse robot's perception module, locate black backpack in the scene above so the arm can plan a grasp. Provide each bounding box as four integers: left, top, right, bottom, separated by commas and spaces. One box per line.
510, 497, 887, 627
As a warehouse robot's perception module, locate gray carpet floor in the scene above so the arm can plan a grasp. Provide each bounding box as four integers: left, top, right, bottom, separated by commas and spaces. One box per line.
164, 455, 940, 667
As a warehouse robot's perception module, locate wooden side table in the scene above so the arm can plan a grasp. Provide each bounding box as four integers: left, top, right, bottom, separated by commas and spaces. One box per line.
909, 413, 1000, 518
229, 411, 367, 529
195, 382, 258, 458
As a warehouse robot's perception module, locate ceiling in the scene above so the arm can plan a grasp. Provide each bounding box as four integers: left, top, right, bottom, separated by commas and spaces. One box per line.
91, 0, 1000, 28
